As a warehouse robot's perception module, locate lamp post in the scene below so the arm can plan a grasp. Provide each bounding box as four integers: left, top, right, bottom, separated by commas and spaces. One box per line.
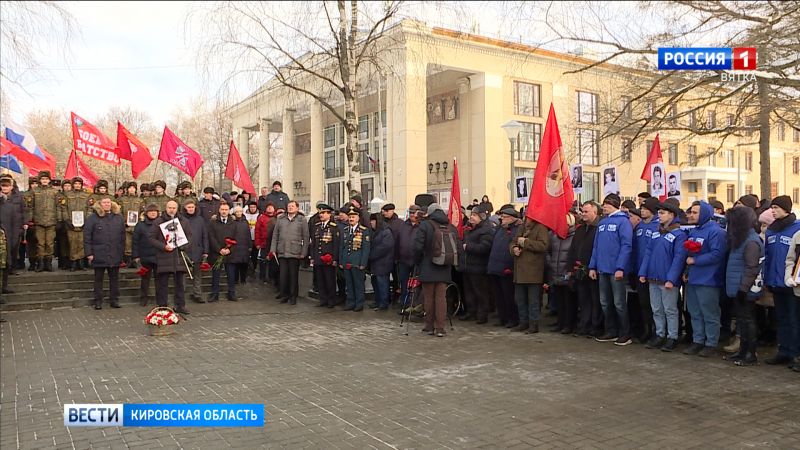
501, 120, 523, 203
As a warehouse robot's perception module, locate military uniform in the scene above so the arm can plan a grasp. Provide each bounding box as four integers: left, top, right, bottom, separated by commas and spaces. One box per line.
118, 184, 144, 265
23, 171, 60, 271
339, 207, 371, 311
52, 180, 70, 269
60, 180, 91, 269
310, 204, 341, 307
88, 180, 113, 211
175, 181, 198, 210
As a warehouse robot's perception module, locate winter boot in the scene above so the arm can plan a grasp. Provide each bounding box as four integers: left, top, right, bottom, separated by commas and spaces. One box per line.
525, 321, 540, 334
34, 257, 44, 272
44, 257, 54, 272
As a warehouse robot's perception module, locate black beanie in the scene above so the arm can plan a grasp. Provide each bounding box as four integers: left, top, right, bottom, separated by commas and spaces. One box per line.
771, 195, 792, 213
738, 194, 758, 210
602, 194, 621, 209
642, 197, 660, 215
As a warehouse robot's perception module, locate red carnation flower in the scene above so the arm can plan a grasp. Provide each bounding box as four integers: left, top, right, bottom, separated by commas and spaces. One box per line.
200, 262, 212, 272
683, 240, 702, 254
503, 268, 513, 276
225, 238, 237, 247
345, 263, 352, 269
136, 266, 150, 277
320, 253, 333, 265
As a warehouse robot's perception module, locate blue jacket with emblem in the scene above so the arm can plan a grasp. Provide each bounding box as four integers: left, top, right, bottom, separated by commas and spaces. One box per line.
764, 213, 800, 288
686, 201, 727, 287
638, 220, 688, 285
633, 219, 659, 276
589, 210, 633, 275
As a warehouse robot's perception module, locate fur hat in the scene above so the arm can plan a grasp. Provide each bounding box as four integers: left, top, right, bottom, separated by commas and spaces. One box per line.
203, 187, 215, 194
37, 170, 52, 180
145, 203, 160, 213
96, 179, 109, 189
154, 180, 167, 189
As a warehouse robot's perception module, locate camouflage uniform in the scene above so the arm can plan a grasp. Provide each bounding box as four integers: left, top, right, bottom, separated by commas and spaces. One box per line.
60, 185, 91, 265
88, 180, 113, 212
23, 173, 61, 270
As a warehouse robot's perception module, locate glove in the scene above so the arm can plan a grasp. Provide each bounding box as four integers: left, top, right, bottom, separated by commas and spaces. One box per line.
786, 276, 798, 288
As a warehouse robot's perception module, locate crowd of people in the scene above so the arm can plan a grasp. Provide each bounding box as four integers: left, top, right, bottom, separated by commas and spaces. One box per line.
0, 171, 799, 373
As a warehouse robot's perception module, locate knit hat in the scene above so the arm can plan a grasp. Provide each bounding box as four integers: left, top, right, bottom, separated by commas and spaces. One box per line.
471, 204, 488, 220
770, 195, 793, 213
602, 194, 621, 209
272, 180, 282, 187
628, 208, 642, 218
737, 194, 758, 209
758, 208, 775, 226
427, 203, 443, 216
184, 198, 197, 206
709, 200, 725, 211
621, 199, 637, 211
642, 197, 660, 215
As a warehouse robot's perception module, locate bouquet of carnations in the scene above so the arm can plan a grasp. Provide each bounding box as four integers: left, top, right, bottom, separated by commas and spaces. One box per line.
212, 238, 238, 270
144, 307, 180, 326
136, 266, 150, 277
683, 240, 702, 254
573, 260, 589, 281
320, 253, 333, 266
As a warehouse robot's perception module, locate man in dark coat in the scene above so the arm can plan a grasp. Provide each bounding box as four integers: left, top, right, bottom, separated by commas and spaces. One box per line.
310, 203, 340, 308
0, 175, 24, 290
413, 203, 461, 336
487, 206, 521, 328
132, 203, 160, 306
198, 187, 221, 222
208, 202, 251, 301
182, 199, 209, 303
567, 201, 603, 337
395, 205, 422, 311
264, 181, 289, 211
368, 213, 395, 311
460, 204, 495, 324
84, 198, 125, 309
148, 200, 192, 314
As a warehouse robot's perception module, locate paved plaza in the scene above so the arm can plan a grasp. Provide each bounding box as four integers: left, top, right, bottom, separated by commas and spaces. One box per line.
1, 286, 798, 449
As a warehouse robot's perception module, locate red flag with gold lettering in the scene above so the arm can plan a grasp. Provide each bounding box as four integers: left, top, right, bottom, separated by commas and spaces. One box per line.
71, 112, 120, 165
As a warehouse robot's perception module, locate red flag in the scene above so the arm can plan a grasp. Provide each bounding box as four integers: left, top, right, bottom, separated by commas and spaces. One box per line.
447, 157, 464, 239
640, 134, 666, 201
158, 126, 204, 178
0, 137, 54, 173
64, 149, 99, 187
71, 112, 120, 165
116, 121, 153, 179
526, 103, 574, 239
224, 140, 255, 194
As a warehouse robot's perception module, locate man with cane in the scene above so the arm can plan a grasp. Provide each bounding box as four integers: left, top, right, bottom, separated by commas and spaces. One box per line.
149, 200, 193, 315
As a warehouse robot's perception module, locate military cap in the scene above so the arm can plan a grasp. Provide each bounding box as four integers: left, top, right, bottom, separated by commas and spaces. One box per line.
127, 181, 138, 189
317, 203, 334, 213
381, 203, 396, 212
71, 177, 84, 185
28, 177, 38, 185
346, 205, 361, 216
37, 170, 52, 180
140, 183, 153, 191
154, 180, 167, 189
51, 179, 61, 187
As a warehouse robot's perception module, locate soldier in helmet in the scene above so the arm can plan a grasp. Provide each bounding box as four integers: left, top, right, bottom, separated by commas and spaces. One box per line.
22, 170, 60, 271
175, 181, 197, 208
60, 177, 91, 271
88, 180, 112, 211
119, 181, 144, 268
150, 180, 172, 213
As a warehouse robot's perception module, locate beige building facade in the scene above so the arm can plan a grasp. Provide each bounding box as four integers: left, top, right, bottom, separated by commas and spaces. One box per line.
229, 21, 800, 213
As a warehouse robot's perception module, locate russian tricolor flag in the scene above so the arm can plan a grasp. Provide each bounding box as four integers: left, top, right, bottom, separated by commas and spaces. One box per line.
4, 119, 46, 161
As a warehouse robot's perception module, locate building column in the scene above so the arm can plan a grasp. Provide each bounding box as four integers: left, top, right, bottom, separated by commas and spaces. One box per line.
457, 77, 471, 203
237, 127, 250, 192
310, 102, 324, 205
258, 119, 271, 191
282, 109, 295, 199
469, 72, 506, 205
388, 61, 427, 209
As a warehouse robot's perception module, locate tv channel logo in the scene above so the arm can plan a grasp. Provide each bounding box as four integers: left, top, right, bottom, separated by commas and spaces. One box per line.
64, 404, 123, 427
658, 48, 756, 71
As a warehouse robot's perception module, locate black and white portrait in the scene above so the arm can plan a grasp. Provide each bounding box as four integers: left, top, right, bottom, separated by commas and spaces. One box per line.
650, 163, 666, 197
602, 166, 620, 196
667, 172, 681, 198
570, 164, 583, 194
514, 176, 529, 203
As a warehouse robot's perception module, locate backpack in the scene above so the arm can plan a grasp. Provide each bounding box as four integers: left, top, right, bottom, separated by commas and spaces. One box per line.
431, 223, 459, 268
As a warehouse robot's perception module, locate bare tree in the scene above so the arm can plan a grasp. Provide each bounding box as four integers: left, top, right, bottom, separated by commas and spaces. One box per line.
24, 108, 71, 175
516, 1, 800, 200
193, 0, 406, 195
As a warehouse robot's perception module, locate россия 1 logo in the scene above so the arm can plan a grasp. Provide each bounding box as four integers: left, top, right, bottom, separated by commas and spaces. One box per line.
658, 47, 757, 82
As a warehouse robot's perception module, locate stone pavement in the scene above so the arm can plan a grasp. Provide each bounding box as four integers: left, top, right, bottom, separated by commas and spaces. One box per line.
1, 285, 798, 449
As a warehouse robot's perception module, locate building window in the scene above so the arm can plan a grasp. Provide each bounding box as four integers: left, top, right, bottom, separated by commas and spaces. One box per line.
793, 188, 799, 204
745, 185, 753, 195
688, 145, 697, 165
516, 122, 542, 161
645, 101, 654, 118
668, 143, 678, 165
514, 81, 541, 117
771, 182, 779, 198
621, 138, 632, 162
324, 126, 336, 148
707, 111, 716, 129
327, 182, 341, 208
373, 110, 386, 137
577, 91, 598, 124
688, 181, 698, 193
724, 149, 734, 168
358, 115, 369, 140
708, 148, 716, 166
727, 184, 735, 203
324, 150, 343, 178
777, 121, 786, 141
620, 96, 632, 119
577, 129, 599, 166
793, 157, 799, 174
708, 182, 717, 194
794, 127, 799, 142
745, 151, 753, 171
339, 124, 346, 145
727, 113, 735, 126
360, 177, 374, 202
582, 172, 599, 202
668, 104, 677, 125
688, 110, 696, 128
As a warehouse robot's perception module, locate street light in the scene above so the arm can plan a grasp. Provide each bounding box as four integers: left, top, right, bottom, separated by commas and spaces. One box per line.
501, 120, 523, 203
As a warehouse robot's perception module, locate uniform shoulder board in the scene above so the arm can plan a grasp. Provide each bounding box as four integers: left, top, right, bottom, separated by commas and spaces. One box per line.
329, 222, 337, 227
59, 196, 66, 205
358, 225, 367, 230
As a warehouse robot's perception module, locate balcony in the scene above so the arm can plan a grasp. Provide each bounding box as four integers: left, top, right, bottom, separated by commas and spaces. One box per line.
324, 167, 344, 178
681, 166, 739, 182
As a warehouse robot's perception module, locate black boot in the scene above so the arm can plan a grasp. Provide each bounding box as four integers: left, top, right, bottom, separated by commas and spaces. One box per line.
69, 260, 76, 272
35, 257, 44, 272
44, 257, 54, 272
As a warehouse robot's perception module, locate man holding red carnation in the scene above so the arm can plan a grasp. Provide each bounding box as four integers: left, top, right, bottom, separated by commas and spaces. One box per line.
309, 203, 340, 308
208, 202, 251, 302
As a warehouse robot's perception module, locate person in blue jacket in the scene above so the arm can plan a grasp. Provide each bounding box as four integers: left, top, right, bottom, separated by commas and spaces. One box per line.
367, 213, 395, 311
633, 197, 661, 342
683, 200, 728, 356
763, 195, 800, 366
589, 194, 634, 346
639, 201, 687, 352
486, 206, 521, 328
